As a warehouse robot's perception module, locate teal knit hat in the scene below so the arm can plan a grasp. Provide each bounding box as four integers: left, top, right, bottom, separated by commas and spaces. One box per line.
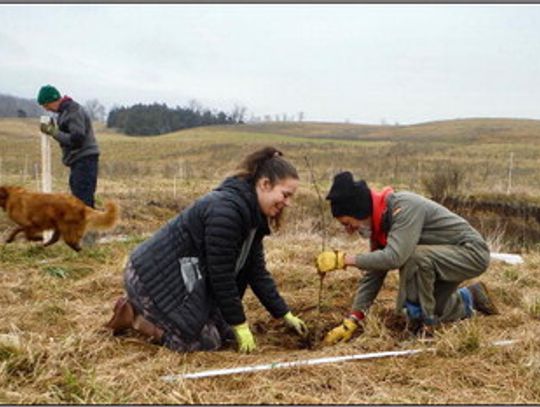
37, 85, 61, 105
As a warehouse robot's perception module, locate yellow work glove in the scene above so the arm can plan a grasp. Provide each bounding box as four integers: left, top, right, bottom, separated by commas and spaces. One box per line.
315, 250, 346, 273
40, 122, 59, 137
283, 311, 309, 338
323, 318, 359, 345
232, 322, 256, 353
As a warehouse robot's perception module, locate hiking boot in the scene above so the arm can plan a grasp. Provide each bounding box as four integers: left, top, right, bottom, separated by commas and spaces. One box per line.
467, 282, 499, 315
105, 296, 135, 335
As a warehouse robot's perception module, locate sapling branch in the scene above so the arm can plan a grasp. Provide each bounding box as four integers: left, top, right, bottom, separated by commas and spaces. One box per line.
304, 156, 328, 319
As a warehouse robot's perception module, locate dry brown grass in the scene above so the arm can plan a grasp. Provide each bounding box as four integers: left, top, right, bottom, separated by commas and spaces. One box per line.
0, 118, 539, 403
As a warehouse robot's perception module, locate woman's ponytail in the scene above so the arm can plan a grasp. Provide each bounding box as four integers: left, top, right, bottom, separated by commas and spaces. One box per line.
232, 146, 298, 184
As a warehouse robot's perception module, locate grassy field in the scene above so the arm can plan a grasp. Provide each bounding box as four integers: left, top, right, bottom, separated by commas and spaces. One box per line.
0, 117, 539, 403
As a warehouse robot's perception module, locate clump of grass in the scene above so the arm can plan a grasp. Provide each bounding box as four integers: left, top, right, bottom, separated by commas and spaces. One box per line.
502, 266, 520, 283
435, 319, 482, 357
1, 339, 47, 380
35, 303, 66, 324
42, 265, 94, 279
49, 367, 98, 403
522, 295, 540, 319
493, 285, 522, 308
43, 266, 68, 279
0, 334, 21, 361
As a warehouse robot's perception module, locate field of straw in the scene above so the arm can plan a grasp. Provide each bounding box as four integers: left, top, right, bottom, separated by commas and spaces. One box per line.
0, 117, 539, 403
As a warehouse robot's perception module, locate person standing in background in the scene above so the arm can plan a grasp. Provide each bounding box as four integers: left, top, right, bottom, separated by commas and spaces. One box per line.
37, 84, 101, 246
37, 84, 100, 209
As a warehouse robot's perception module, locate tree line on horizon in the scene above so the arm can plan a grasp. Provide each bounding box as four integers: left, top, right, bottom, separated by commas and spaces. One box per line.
0, 94, 43, 118
106, 103, 246, 136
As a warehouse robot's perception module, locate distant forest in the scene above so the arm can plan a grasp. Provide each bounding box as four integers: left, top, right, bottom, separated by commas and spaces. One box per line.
0, 94, 43, 118
106, 103, 245, 136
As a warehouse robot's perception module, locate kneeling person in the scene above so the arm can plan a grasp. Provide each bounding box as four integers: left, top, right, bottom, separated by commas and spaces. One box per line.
106, 147, 308, 353
316, 172, 498, 344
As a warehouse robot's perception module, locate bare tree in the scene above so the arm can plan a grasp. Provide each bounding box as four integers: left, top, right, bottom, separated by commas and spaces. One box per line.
188, 99, 202, 113
84, 99, 106, 122
230, 104, 247, 123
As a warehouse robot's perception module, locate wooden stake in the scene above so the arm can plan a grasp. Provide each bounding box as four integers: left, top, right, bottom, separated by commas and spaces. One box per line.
34, 163, 40, 190
40, 118, 53, 241
23, 155, 28, 183
506, 152, 514, 195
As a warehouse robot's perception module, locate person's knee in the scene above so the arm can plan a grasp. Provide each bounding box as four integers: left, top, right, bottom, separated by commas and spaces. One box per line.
402, 251, 433, 274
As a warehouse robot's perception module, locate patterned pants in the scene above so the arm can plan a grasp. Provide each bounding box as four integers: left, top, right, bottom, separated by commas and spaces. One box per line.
123, 261, 234, 352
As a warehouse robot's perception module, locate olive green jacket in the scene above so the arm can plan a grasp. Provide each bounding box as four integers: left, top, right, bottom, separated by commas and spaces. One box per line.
352, 191, 489, 318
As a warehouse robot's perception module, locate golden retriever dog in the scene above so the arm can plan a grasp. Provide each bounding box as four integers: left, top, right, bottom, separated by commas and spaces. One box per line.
0, 185, 119, 252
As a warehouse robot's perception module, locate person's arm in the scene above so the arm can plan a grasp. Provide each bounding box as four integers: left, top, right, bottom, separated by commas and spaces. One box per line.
248, 239, 308, 337
246, 239, 289, 318
351, 269, 389, 312
54, 108, 87, 148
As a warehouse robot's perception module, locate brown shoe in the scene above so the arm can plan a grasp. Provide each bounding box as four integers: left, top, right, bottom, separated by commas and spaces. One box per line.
105, 296, 135, 335
133, 315, 164, 344
105, 296, 164, 343
467, 282, 499, 315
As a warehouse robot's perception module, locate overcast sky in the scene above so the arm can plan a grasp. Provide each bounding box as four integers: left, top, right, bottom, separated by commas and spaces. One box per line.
1, 4, 539, 124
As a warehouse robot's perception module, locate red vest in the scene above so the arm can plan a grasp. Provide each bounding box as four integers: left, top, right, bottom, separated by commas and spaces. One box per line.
370, 187, 394, 251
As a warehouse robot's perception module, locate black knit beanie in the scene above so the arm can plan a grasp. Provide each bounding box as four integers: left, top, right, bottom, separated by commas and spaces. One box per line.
326, 171, 373, 219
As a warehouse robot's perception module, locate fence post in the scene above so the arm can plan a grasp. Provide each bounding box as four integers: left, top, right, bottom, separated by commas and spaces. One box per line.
40, 117, 53, 241
506, 152, 513, 195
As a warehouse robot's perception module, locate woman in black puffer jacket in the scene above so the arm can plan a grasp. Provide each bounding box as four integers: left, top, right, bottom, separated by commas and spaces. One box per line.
106, 147, 308, 353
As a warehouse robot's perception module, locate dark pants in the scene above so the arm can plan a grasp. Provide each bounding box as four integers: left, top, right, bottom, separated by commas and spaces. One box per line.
69, 155, 99, 208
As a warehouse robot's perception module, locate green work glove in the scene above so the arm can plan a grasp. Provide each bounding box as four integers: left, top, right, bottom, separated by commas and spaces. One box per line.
323, 318, 359, 345
232, 322, 256, 353
315, 250, 346, 273
40, 122, 58, 137
283, 311, 309, 338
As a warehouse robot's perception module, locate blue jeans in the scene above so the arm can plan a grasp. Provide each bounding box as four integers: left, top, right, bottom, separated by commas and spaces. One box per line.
69, 155, 99, 208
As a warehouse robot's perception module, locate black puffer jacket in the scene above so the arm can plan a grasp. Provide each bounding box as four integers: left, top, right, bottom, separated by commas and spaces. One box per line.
129, 177, 290, 340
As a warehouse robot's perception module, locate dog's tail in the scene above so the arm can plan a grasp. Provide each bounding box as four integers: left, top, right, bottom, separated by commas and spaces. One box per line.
86, 201, 120, 230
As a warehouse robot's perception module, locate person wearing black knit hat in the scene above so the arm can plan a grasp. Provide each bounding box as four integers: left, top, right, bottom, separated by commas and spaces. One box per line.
327, 171, 372, 219
315, 171, 499, 345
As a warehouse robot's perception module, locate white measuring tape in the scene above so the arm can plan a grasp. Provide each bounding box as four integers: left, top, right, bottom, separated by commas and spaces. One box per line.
161, 339, 517, 381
